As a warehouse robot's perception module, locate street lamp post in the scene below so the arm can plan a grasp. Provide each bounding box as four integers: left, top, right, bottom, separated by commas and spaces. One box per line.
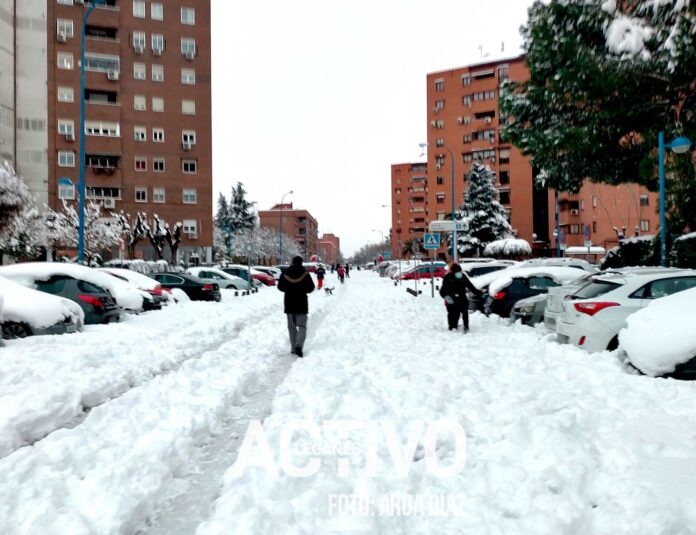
658, 133, 691, 266
77, 0, 105, 264
278, 190, 293, 263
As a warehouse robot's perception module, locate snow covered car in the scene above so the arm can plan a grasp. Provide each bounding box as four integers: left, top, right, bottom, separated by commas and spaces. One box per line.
510, 293, 549, 326
217, 265, 269, 287
396, 264, 447, 281
253, 266, 282, 281
517, 257, 598, 273
0, 262, 150, 316
149, 272, 222, 302
619, 286, 696, 379
557, 270, 696, 352
98, 268, 169, 310
185, 267, 251, 290
0, 276, 83, 339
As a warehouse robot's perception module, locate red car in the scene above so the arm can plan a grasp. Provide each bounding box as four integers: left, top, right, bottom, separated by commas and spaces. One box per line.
397, 265, 446, 280
252, 271, 276, 286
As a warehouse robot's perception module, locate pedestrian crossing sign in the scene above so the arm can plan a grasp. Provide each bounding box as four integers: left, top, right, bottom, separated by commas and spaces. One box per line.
423, 233, 441, 249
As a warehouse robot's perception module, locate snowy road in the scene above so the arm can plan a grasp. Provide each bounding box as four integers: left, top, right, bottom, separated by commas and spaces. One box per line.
2, 272, 696, 534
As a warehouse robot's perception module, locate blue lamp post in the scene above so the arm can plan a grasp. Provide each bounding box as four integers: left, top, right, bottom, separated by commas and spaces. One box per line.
77, 0, 106, 264
658, 133, 692, 267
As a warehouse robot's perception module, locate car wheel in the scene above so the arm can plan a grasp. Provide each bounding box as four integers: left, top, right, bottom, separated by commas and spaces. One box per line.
2, 321, 32, 339
606, 336, 619, 351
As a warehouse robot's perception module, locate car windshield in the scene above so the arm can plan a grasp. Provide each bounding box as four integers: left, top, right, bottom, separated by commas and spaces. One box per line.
572, 280, 622, 299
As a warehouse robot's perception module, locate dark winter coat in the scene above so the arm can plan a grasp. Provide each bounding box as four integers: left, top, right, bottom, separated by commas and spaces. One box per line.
315, 267, 326, 280
278, 264, 315, 314
439, 272, 481, 305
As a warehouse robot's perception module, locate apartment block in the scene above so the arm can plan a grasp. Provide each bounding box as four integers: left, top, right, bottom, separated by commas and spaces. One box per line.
317, 233, 341, 264
390, 162, 428, 259
258, 203, 319, 261
0, 0, 213, 262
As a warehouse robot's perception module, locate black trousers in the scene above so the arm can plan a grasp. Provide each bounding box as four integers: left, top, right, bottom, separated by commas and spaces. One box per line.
446, 301, 470, 330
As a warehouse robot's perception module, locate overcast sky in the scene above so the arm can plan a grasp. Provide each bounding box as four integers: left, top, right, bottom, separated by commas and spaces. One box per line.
210, 0, 536, 256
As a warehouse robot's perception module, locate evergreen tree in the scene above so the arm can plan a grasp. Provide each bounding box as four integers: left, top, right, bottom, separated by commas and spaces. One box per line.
458, 163, 513, 256
229, 182, 256, 232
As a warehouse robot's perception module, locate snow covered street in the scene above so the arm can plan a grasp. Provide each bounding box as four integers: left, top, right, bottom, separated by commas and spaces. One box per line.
2, 271, 696, 534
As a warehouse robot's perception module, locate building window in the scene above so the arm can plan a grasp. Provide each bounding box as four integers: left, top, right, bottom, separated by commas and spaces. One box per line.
463, 134, 471, 143
463, 153, 472, 163
151, 33, 164, 53
462, 95, 471, 106
153, 187, 165, 203
592, 196, 597, 208
152, 64, 164, 82
436, 194, 445, 205
640, 220, 650, 232
134, 126, 146, 141
86, 187, 121, 200
183, 189, 197, 204
152, 97, 164, 112
181, 68, 196, 85
153, 158, 165, 172
151, 2, 163, 21
133, 0, 145, 18
499, 191, 510, 205
57, 0, 74, 4
434, 99, 444, 112
434, 79, 444, 91
134, 63, 146, 79
57, 19, 74, 39
181, 7, 195, 25
435, 138, 444, 147
182, 100, 196, 115
592, 221, 597, 233
57, 53, 74, 70
57, 119, 75, 136
84, 54, 120, 73
135, 187, 147, 202
499, 149, 510, 164
153, 128, 164, 142
183, 220, 197, 234
182, 159, 197, 173
85, 121, 119, 137
135, 157, 147, 171
498, 66, 509, 82
58, 150, 75, 167
132, 31, 146, 50
181, 38, 196, 56
436, 176, 444, 185
57, 86, 74, 102
640, 194, 649, 206
461, 74, 471, 86
499, 170, 510, 185
569, 224, 580, 235
134, 95, 146, 111
182, 130, 196, 144
58, 182, 75, 200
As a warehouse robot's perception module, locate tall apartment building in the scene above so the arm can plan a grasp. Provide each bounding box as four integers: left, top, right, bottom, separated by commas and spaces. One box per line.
317, 233, 341, 264
390, 162, 427, 259
258, 203, 319, 261
1, 0, 213, 262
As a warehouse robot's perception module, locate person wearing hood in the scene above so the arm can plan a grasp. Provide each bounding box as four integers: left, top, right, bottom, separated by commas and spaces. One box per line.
439, 262, 482, 332
278, 256, 315, 357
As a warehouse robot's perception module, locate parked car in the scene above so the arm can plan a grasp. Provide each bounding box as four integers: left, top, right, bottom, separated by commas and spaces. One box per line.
253, 266, 282, 280
0, 276, 84, 338
485, 267, 586, 318
619, 286, 696, 379
148, 272, 221, 302
98, 267, 168, 310
557, 270, 696, 352
186, 267, 251, 290
218, 264, 275, 286
397, 264, 447, 281
510, 294, 549, 326
462, 261, 516, 279
517, 257, 598, 273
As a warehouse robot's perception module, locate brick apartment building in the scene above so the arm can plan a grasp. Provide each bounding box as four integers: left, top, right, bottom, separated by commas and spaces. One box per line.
2, 0, 213, 263
316, 233, 341, 264
397, 54, 660, 260
258, 203, 319, 261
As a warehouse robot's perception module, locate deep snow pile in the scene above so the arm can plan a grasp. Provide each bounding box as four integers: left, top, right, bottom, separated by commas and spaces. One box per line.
199, 272, 696, 535
0, 276, 83, 329
619, 286, 696, 376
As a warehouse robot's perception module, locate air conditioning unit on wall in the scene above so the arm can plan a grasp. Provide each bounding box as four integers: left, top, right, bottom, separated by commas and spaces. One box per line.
187, 232, 198, 240
103, 198, 116, 209
570, 208, 579, 215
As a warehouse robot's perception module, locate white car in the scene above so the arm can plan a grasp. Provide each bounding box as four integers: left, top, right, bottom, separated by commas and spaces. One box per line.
556, 270, 696, 352
0, 276, 83, 339
186, 267, 251, 290
517, 257, 598, 273
98, 267, 171, 307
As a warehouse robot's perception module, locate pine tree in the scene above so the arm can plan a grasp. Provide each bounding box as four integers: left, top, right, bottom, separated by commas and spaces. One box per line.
229, 182, 256, 232
458, 163, 513, 256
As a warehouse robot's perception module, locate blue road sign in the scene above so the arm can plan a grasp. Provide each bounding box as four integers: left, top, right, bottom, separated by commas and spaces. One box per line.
423, 233, 441, 249
584, 224, 591, 240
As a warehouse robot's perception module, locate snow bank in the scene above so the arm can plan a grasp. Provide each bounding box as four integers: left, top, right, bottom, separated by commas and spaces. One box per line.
619, 287, 696, 376
0, 276, 83, 329
0, 262, 144, 311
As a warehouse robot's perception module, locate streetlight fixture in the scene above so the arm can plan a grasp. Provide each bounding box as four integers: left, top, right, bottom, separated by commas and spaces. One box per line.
420, 142, 457, 262
278, 190, 293, 263
77, 0, 106, 264
658, 133, 691, 266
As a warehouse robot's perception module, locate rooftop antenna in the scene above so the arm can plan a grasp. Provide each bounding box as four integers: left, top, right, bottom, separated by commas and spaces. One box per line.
478, 44, 483, 57
501, 41, 505, 52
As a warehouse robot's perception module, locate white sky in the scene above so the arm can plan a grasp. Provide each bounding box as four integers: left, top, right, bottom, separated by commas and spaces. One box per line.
211, 0, 535, 256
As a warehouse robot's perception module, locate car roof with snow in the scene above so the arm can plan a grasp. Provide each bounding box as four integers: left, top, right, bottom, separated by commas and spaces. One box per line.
477, 266, 588, 294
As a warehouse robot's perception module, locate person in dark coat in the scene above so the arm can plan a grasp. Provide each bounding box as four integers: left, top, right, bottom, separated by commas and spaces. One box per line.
278, 256, 315, 357
439, 263, 482, 332
315, 265, 326, 289
345, 263, 350, 278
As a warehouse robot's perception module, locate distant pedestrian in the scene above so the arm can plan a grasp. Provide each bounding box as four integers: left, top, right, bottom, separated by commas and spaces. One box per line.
345, 263, 351, 278
337, 264, 346, 284
316, 265, 326, 289
278, 256, 315, 357
439, 263, 482, 332
331, 264, 336, 274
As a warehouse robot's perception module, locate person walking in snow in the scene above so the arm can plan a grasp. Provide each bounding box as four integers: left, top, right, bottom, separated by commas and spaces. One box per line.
315, 265, 326, 289
337, 264, 346, 284
345, 263, 351, 278
278, 256, 315, 357
439, 263, 482, 332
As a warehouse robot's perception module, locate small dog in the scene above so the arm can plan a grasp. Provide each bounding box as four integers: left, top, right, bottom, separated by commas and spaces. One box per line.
324, 287, 335, 295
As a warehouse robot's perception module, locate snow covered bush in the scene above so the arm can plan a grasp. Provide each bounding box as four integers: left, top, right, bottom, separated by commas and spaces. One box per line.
0, 161, 32, 233
600, 235, 658, 268
483, 238, 532, 259
671, 232, 696, 269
